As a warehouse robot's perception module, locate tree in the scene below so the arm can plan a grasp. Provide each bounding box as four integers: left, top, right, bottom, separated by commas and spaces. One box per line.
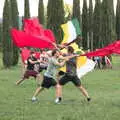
72, 0, 81, 23
101, 0, 108, 47
93, 0, 102, 49
47, 0, 65, 43
72, 0, 82, 46
88, 0, 93, 50
2, 0, 13, 68
0, 24, 2, 46
82, 0, 88, 49
10, 0, 19, 65
116, 0, 120, 39
24, 0, 30, 19
101, 0, 115, 47
107, 0, 116, 43
38, 0, 44, 25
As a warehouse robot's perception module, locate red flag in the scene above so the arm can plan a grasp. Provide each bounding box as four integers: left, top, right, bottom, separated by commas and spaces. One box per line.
21, 48, 30, 63
11, 29, 55, 49
11, 18, 56, 49
83, 40, 120, 57
24, 18, 44, 36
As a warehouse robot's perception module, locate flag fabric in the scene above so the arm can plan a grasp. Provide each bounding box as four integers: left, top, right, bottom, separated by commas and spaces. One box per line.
61, 18, 82, 53
20, 48, 30, 64
61, 18, 81, 44
76, 56, 96, 78
60, 18, 95, 78
24, 18, 44, 36
59, 55, 95, 79
83, 40, 120, 57
11, 18, 56, 49
11, 29, 55, 49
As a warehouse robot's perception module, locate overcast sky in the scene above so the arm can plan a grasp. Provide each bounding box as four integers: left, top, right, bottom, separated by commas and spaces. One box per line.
0, 0, 117, 18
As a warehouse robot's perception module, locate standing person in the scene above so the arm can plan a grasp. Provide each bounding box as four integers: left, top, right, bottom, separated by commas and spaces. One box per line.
55, 46, 91, 104
16, 51, 41, 85
94, 56, 101, 69
31, 49, 68, 102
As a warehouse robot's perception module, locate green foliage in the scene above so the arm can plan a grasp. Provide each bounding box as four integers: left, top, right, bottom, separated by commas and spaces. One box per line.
88, 0, 93, 50
82, 0, 88, 49
72, 0, 81, 24
24, 0, 30, 19
93, 0, 102, 49
72, 0, 82, 47
10, 0, 19, 66
0, 24, 2, 46
101, 0, 116, 47
47, 0, 65, 43
107, 0, 116, 43
116, 0, 120, 39
38, 0, 44, 25
2, 0, 13, 68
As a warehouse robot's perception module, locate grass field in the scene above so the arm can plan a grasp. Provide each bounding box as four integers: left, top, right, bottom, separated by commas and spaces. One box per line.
0, 56, 120, 120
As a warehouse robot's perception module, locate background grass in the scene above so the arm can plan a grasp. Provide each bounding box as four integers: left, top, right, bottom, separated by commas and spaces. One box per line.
0, 55, 120, 120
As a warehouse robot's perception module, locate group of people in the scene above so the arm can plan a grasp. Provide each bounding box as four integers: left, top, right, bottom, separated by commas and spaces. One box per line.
16, 46, 91, 104
93, 56, 112, 69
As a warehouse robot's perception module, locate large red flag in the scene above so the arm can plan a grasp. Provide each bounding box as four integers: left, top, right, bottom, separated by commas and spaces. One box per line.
11, 29, 55, 49
83, 40, 120, 57
24, 18, 44, 36
11, 18, 56, 49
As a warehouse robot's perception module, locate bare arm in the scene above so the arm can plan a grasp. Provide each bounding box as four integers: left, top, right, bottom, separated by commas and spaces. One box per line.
59, 54, 78, 60
54, 59, 66, 67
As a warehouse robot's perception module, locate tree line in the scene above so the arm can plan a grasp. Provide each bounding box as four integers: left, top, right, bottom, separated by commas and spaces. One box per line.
0, 0, 120, 68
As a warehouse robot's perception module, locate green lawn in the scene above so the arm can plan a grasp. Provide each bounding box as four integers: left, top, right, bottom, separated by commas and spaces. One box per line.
0, 56, 120, 120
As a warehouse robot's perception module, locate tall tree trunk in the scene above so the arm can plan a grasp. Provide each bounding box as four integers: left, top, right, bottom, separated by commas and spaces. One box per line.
72, 0, 82, 47
10, 0, 19, 66
38, 0, 44, 25
93, 0, 102, 49
88, 0, 93, 51
24, 0, 30, 19
116, 0, 120, 39
82, 0, 88, 49
2, 0, 13, 68
101, 0, 116, 47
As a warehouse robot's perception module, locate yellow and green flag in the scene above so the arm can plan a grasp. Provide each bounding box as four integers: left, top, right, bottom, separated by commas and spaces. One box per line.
61, 18, 81, 44
60, 19, 95, 78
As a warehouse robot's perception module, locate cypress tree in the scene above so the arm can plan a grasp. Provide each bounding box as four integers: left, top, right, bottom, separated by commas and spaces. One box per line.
101, 0, 108, 47
93, 0, 102, 49
107, 0, 116, 43
0, 24, 2, 45
24, 0, 30, 19
2, 0, 13, 68
38, 0, 44, 25
101, 0, 115, 47
10, 0, 19, 65
88, 0, 93, 50
72, 0, 81, 23
82, 0, 88, 49
47, 0, 65, 43
72, 0, 82, 46
116, 0, 120, 39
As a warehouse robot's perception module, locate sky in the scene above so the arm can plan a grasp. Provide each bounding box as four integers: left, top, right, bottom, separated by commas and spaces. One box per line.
0, 0, 117, 18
